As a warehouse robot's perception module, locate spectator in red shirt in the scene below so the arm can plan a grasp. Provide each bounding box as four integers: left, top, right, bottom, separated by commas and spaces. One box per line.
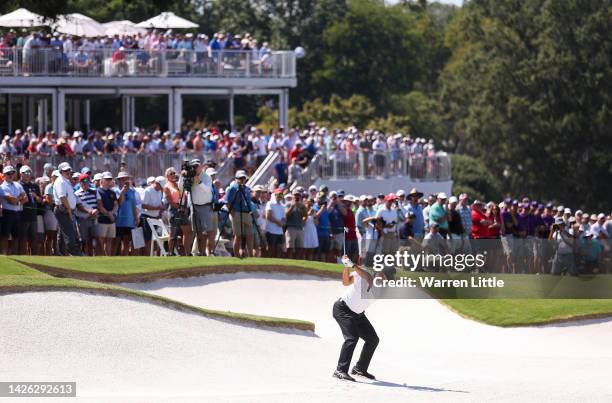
471, 200, 492, 239
342, 195, 359, 263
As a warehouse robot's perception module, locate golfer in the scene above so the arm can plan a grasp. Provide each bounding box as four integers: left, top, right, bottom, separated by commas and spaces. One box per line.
333, 255, 386, 381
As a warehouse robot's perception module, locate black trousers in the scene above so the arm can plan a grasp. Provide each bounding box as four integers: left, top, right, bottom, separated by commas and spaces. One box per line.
54, 208, 83, 256
332, 299, 379, 373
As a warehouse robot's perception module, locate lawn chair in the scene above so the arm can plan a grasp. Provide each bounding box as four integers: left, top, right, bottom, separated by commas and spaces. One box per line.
147, 218, 172, 256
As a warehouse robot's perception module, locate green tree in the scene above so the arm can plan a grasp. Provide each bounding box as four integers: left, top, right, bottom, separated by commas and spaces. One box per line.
440, 0, 612, 211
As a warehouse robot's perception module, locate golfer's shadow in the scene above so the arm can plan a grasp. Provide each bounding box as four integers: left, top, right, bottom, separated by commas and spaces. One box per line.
362, 379, 468, 393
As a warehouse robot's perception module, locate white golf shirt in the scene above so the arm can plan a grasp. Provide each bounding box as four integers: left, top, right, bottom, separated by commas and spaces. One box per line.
342, 272, 375, 314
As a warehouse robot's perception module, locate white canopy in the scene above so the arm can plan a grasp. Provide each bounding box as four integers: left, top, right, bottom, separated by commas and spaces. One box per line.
55, 13, 106, 37
103, 20, 146, 36
0, 8, 45, 27
136, 12, 198, 29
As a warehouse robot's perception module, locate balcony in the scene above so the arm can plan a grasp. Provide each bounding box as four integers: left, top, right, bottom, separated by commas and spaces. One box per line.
0, 48, 296, 79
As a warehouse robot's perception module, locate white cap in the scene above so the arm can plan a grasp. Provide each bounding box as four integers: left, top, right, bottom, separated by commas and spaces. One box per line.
71, 172, 80, 179
598, 213, 606, 219
437, 192, 448, 199
564, 207, 571, 214
101, 171, 113, 179
253, 185, 266, 192
309, 185, 317, 191
557, 206, 564, 212
396, 190, 406, 197
590, 214, 597, 220
19, 165, 32, 174
2, 165, 15, 174
205, 168, 217, 176
93, 173, 103, 181
235, 170, 248, 179
116, 171, 131, 179
359, 195, 367, 202
154, 176, 166, 186
575, 210, 583, 215
58, 162, 72, 171
147, 176, 156, 184
51, 170, 60, 177
344, 195, 356, 202
448, 196, 458, 204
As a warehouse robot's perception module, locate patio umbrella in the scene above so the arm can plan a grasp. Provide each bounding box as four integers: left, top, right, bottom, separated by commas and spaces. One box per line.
136, 12, 198, 29
103, 20, 146, 36
0, 8, 45, 27
55, 13, 106, 37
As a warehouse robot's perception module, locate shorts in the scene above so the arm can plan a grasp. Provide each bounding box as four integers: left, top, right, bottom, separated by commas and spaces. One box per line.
192, 204, 214, 233
501, 235, 514, 256
169, 208, 189, 228
345, 239, 359, 256
331, 232, 344, 251
266, 232, 284, 246
318, 234, 331, 253
286, 227, 304, 249
231, 212, 253, 237
1, 210, 20, 238
374, 154, 385, 168
44, 210, 58, 231
77, 217, 97, 242
140, 216, 157, 241
98, 223, 116, 238
18, 220, 39, 241
116, 226, 133, 238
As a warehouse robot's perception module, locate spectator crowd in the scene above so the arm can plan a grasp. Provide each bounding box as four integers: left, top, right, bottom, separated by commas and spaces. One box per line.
0, 28, 275, 76
0, 155, 609, 276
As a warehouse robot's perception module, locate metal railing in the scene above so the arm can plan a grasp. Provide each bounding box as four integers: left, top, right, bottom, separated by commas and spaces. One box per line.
13, 151, 221, 183
317, 150, 451, 181
0, 48, 296, 78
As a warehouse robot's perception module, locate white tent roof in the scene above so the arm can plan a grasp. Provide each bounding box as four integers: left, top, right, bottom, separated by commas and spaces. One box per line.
103, 20, 146, 36
136, 12, 198, 29
0, 8, 45, 27
55, 13, 106, 37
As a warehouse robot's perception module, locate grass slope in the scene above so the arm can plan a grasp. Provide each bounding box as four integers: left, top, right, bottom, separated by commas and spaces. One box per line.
0, 257, 314, 331
8, 256, 612, 327
15, 256, 342, 275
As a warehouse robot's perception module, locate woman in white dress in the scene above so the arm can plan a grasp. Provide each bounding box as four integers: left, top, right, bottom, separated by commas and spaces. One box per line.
304, 197, 319, 260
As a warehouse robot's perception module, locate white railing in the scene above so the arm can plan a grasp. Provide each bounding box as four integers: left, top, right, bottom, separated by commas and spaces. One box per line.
0, 48, 296, 79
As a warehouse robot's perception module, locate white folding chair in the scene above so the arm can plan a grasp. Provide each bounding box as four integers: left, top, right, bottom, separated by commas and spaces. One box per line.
147, 218, 172, 256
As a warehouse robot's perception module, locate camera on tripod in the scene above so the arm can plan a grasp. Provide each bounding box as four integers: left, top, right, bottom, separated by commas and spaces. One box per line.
180, 159, 197, 189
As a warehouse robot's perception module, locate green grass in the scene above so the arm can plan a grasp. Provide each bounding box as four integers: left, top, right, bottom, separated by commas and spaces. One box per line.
442, 299, 612, 327
14, 255, 342, 275
5, 256, 612, 327
0, 257, 315, 331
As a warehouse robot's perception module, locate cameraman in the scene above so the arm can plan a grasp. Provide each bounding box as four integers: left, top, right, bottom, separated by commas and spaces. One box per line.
179, 159, 215, 256
549, 217, 578, 276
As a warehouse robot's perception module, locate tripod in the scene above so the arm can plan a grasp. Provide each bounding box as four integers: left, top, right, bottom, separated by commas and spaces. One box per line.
213, 184, 261, 258
169, 180, 200, 256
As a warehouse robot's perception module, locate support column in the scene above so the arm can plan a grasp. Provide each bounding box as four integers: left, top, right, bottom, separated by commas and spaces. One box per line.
7, 94, 12, 135
57, 90, 66, 134
37, 98, 46, 133
121, 95, 134, 132
279, 88, 289, 129
172, 90, 182, 134
129, 96, 135, 131
66, 98, 73, 130
27, 96, 35, 130
22, 96, 27, 130
229, 92, 235, 129
167, 92, 174, 133
73, 99, 81, 131
84, 99, 91, 133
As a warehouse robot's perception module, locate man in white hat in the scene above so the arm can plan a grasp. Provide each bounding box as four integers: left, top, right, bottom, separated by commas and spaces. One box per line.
141, 176, 166, 255
179, 159, 215, 256
224, 170, 254, 257
429, 192, 450, 238
0, 166, 27, 254
18, 165, 43, 255
42, 170, 60, 255
53, 162, 83, 256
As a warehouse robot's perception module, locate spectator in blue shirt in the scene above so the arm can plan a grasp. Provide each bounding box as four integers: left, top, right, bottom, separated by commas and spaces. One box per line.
115, 172, 138, 256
